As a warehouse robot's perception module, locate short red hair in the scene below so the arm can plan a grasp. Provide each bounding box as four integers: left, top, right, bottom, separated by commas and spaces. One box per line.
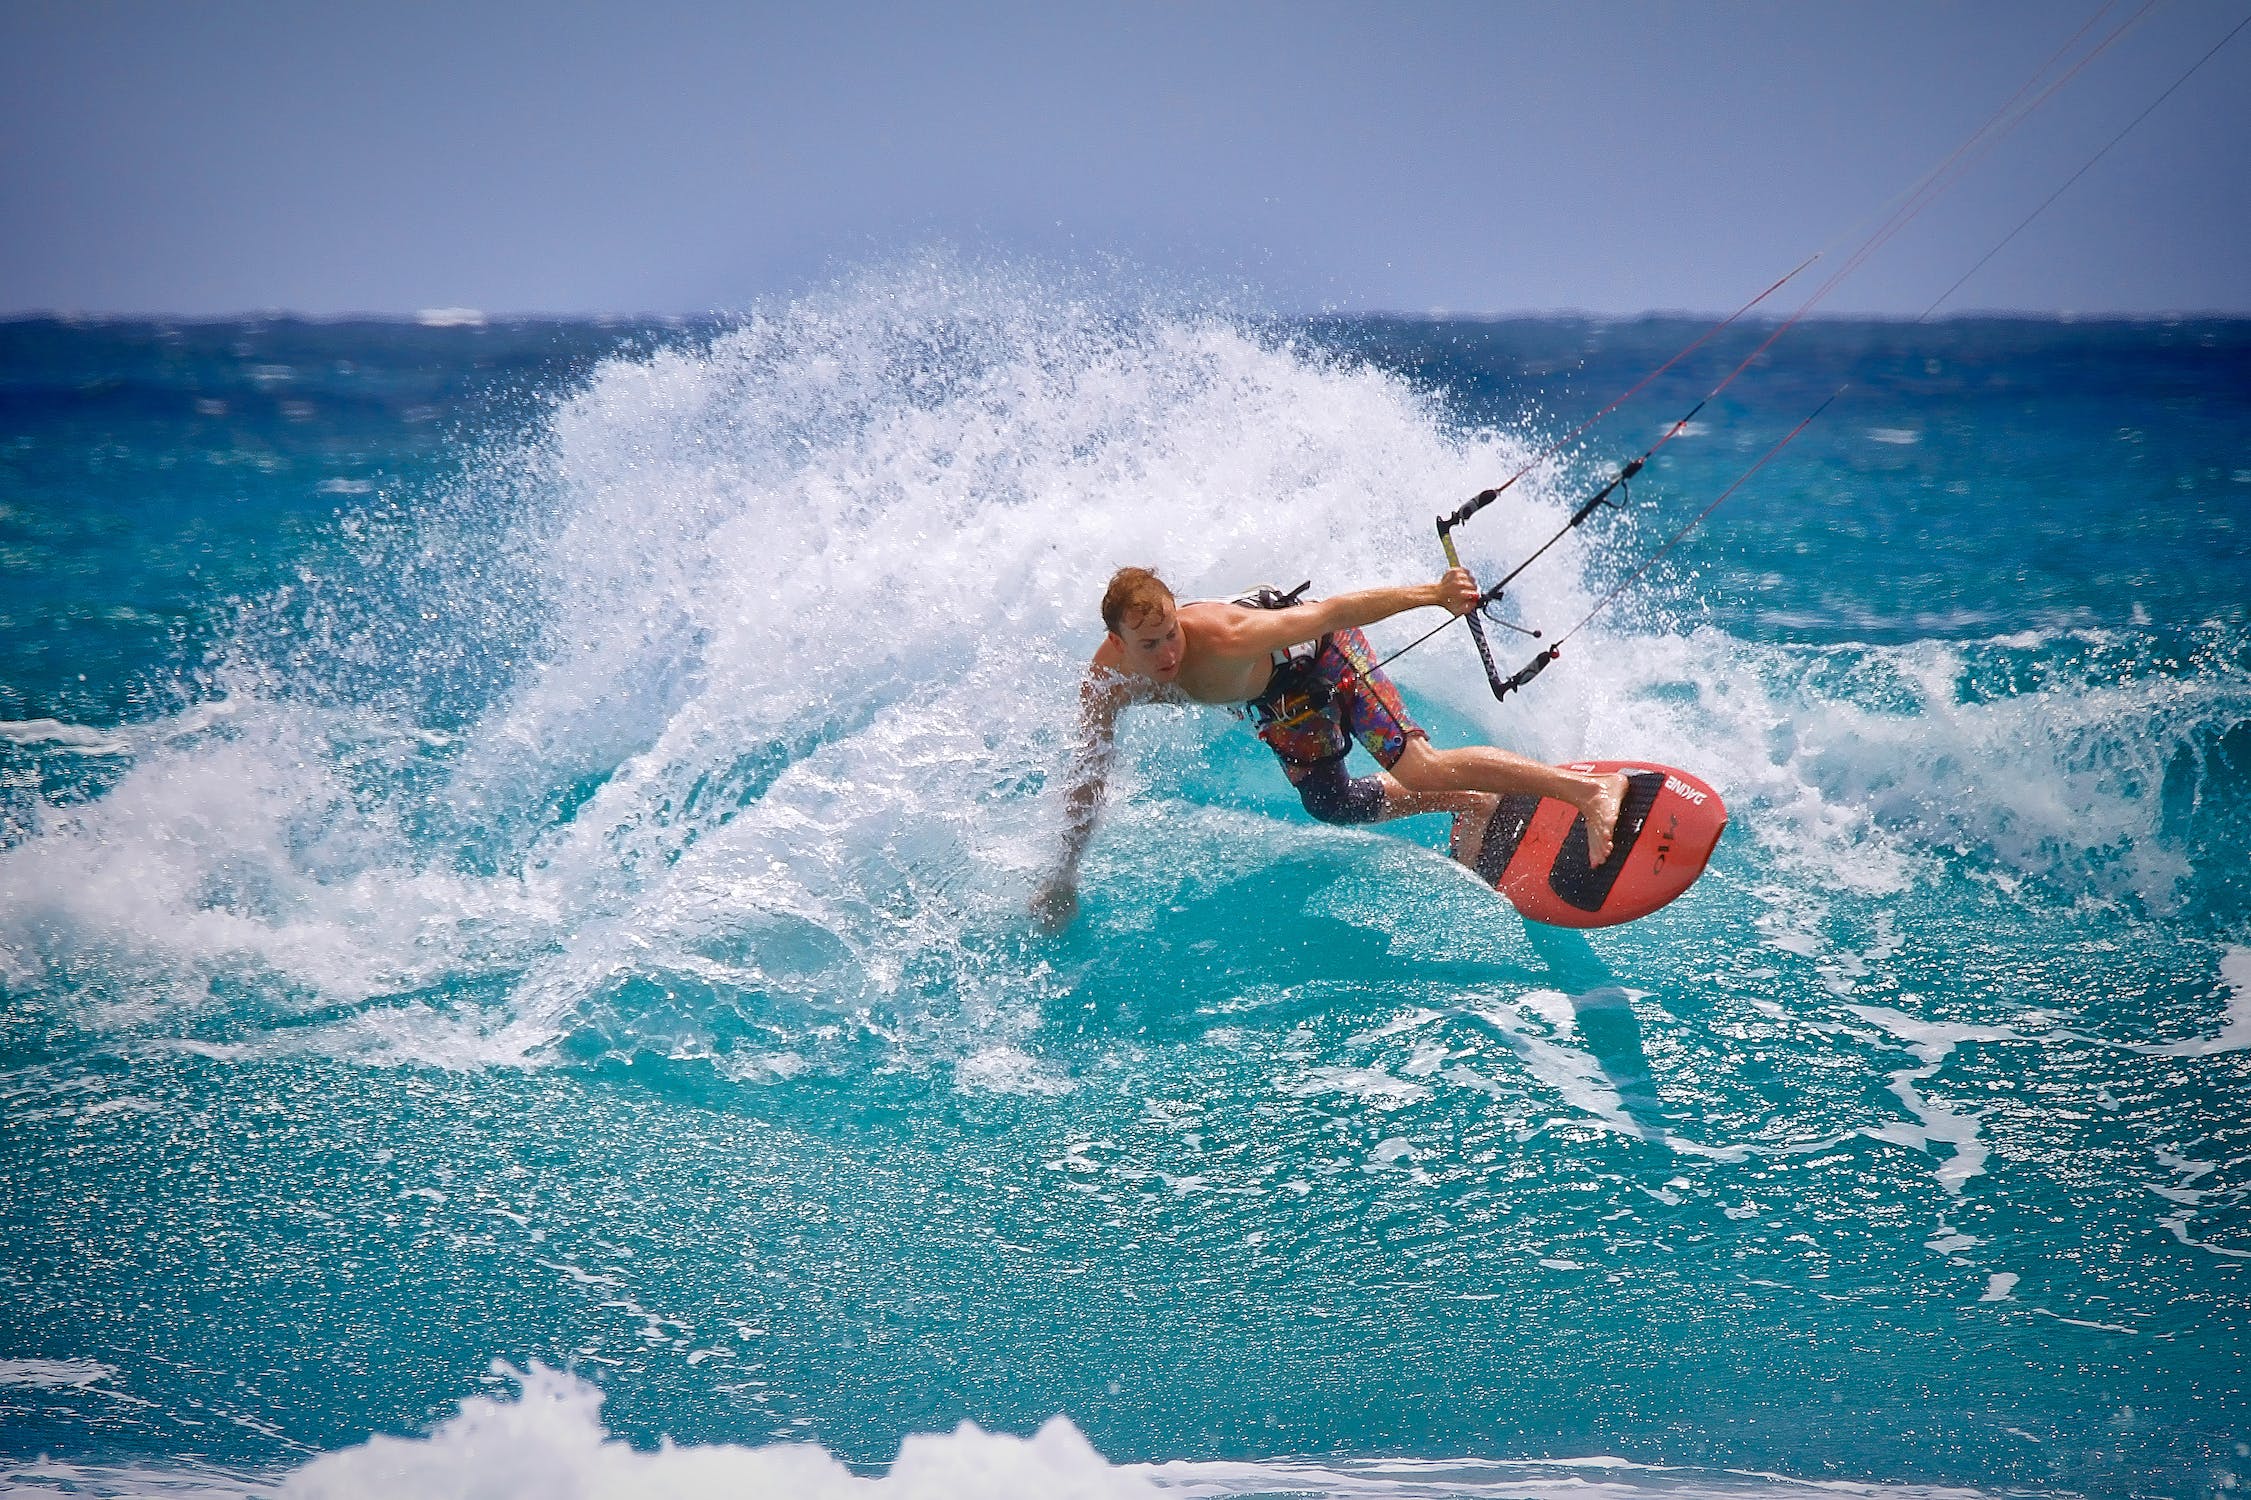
1101, 566, 1174, 634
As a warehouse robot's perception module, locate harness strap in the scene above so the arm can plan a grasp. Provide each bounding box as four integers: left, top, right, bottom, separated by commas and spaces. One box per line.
1246, 639, 1336, 728
1230, 583, 1417, 764
1227, 580, 1325, 730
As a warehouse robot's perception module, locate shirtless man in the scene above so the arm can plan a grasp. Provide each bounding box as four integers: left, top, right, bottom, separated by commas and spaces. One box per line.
1034, 564, 1630, 928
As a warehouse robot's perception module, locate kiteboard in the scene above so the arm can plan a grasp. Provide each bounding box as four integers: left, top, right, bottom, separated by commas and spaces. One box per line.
1460, 760, 1726, 928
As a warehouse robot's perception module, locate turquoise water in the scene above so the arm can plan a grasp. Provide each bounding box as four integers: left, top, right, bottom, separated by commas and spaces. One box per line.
3, 270, 2247, 1498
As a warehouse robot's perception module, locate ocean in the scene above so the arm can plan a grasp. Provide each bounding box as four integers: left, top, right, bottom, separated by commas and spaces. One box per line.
3, 264, 2246, 1498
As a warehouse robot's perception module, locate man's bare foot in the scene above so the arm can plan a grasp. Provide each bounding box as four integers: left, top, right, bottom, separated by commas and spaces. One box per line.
1580, 771, 1630, 865
1447, 792, 1501, 871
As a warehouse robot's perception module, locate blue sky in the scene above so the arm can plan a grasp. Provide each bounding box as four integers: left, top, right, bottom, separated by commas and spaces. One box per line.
3, 1, 2246, 317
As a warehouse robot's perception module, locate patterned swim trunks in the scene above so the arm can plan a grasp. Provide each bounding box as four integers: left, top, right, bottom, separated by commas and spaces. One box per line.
1248, 627, 1426, 822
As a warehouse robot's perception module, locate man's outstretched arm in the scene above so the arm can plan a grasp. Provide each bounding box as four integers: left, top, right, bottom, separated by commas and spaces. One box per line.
1034, 670, 1130, 930
1211, 568, 1479, 657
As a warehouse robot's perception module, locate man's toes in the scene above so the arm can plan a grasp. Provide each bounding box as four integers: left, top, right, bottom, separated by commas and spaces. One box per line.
1586, 773, 1629, 864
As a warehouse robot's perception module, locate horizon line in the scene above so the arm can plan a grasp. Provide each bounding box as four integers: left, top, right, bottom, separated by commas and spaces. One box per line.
7, 305, 2251, 328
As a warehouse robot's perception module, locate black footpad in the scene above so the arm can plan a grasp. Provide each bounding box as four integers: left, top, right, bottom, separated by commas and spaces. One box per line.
1547, 771, 1665, 912
1471, 794, 1541, 885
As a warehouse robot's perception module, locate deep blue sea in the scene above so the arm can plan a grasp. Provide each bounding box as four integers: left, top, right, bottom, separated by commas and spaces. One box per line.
4, 268, 2248, 1498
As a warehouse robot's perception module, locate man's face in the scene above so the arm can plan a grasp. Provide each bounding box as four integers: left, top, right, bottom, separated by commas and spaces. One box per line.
1110, 600, 1184, 683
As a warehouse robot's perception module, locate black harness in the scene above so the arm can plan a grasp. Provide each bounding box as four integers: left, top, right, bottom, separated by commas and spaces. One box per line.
1233, 574, 1332, 738
1221, 578, 1400, 825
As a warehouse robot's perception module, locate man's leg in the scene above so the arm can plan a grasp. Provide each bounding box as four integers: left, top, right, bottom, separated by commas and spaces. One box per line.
1320, 629, 1626, 866
1363, 779, 1490, 820
1386, 738, 1631, 865
1291, 756, 1503, 867
1367, 778, 1505, 870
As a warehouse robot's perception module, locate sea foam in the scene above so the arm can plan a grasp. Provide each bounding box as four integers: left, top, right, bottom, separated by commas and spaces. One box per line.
2, 263, 2239, 1077
0, 1362, 2028, 1499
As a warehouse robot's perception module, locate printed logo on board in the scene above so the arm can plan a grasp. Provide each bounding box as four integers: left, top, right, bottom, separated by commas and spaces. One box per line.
1652, 811, 1680, 872
1664, 775, 1708, 806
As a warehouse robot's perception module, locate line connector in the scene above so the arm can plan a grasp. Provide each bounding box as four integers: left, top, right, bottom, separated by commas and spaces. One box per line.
1493, 646, 1560, 702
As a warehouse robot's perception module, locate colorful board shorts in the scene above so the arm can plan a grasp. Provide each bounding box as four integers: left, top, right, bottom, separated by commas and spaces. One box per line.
1249, 627, 1426, 825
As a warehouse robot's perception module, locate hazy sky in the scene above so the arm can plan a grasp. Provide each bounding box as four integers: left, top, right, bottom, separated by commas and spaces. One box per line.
4, 1, 2246, 317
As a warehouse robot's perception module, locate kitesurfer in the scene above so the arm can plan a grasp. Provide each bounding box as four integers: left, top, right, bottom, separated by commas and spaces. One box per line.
1034, 566, 1629, 929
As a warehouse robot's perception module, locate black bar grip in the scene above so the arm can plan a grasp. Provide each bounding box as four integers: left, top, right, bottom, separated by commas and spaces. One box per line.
1438, 516, 1510, 701
1464, 611, 1506, 698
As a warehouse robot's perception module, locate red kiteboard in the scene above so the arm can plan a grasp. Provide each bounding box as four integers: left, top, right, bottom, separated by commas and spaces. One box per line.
1461, 760, 1727, 928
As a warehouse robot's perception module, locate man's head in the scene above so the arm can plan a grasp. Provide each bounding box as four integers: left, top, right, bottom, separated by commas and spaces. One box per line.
1101, 566, 1183, 682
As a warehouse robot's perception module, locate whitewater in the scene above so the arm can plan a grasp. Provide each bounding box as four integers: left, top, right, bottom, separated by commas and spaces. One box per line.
2, 266, 2246, 1497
